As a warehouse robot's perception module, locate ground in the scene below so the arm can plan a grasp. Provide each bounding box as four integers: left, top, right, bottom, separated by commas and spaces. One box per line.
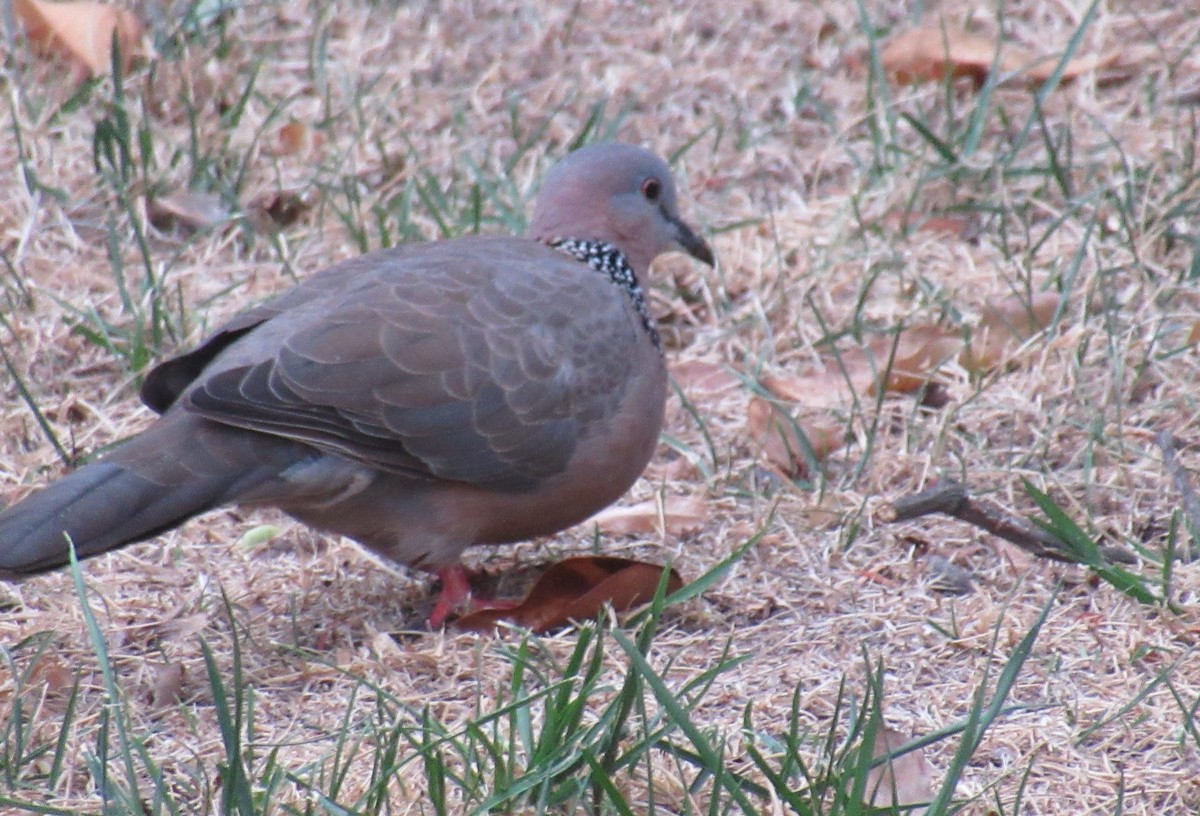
2, 1, 1199, 813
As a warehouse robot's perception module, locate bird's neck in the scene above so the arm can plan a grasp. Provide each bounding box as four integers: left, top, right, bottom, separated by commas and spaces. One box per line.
548, 238, 660, 350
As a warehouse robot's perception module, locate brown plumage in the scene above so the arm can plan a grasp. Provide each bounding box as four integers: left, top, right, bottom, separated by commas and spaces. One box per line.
0, 143, 713, 625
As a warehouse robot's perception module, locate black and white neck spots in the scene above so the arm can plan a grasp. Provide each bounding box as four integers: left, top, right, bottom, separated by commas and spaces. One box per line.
550, 238, 660, 349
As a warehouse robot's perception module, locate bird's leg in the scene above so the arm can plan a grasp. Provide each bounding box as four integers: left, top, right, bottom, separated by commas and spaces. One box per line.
429, 564, 519, 628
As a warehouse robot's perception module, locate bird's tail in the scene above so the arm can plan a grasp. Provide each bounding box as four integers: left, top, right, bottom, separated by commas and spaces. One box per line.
0, 413, 300, 575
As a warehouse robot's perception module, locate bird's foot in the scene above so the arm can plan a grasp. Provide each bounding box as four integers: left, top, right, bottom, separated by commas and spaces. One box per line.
429, 564, 518, 628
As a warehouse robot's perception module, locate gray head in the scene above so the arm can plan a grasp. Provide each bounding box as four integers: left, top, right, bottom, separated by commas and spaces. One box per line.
528, 143, 714, 273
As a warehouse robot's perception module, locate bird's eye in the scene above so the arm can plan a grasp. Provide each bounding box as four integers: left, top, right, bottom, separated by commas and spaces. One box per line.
641, 178, 662, 201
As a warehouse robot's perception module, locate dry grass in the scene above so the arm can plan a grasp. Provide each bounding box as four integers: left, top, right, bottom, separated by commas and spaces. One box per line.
3, 0, 1200, 813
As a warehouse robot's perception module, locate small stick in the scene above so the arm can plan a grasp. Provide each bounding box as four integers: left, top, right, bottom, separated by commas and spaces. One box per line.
880, 480, 1074, 562
882, 480, 1138, 564
1157, 431, 1200, 560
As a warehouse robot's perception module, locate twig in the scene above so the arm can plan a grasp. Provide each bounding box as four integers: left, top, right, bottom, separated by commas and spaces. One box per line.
879, 479, 1134, 564
1157, 431, 1200, 561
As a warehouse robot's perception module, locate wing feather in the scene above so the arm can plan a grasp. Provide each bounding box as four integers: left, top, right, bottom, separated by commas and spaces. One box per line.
179, 238, 645, 493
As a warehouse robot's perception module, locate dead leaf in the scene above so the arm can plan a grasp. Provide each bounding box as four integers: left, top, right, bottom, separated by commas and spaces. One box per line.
274, 121, 324, 157
149, 662, 186, 709
670, 359, 741, 394
454, 556, 684, 633
880, 211, 978, 240
870, 324, 962, 395
926, 554, 975, 595
588, 495, 708, 537
147, 190, 229, 234
15, 0, 143, 78
1170, 85, 1200, 107
866, 727, 934, 813
276, 121, 310, 156
882, 26, 1115, 89
370, 627, 407, 661
246, 186, 316, 230
759, 371, 827, 405
761, 325, 961, 410
1188, 320, 1200, 347
156, 612, 209, 642
28, 652, 76, 696
962, 292, 1060, 373
746, 396, 844, 479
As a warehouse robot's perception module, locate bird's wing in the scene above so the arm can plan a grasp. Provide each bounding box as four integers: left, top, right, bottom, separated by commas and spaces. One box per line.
140, 256, 382, 413
178, 238, 645, 492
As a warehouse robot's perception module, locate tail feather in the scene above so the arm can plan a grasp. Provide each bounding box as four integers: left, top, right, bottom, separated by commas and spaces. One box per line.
0, 414, 303, 575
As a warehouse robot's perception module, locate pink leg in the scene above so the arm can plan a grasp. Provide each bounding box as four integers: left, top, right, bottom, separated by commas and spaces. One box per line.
428, 565, 473, 628
427, 564, 519, 628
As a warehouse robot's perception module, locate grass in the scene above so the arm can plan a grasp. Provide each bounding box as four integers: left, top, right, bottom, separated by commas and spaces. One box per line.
0, 552, 1057, 815
3, 0, 1200, 813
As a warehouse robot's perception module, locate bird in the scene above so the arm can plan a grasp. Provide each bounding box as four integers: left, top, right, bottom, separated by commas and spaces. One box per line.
0, 142, 713, 626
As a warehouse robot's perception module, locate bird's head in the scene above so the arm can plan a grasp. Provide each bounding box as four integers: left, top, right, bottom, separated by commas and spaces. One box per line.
528, 142, 714, 274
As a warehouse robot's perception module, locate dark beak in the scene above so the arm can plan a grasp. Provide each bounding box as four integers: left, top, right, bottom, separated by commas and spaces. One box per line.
670, 214, 715, 267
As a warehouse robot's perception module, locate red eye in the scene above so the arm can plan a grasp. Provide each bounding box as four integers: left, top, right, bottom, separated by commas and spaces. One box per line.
641, 178, 662, 201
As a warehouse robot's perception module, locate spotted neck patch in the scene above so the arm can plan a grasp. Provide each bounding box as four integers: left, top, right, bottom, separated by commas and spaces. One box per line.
549, 238, 660, 349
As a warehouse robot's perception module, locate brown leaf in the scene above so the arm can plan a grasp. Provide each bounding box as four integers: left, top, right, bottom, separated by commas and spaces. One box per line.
962, 292, 1060, 373
882, 26, 1114, 89
746, 396, 844, 479
454, 556, 684, 633
926, 554, 975, 595
669, 359, 741, 394
1024, 51, 1118, 86
981, 291, 1059, 337
880, 211, 978, 240
246, 187, 315, 230
28, 652, 75, 696
275, 121, 312, 157
156, 611, 210, 642
866, 727, 934, 813
869, 324, 962, 395
761, 325, 961, 409
149, 662, 186, 709
760, 371, 833, 405
588, 495, 708, 537
15, 0, 143, 78
1188, 320, 1200, 347
147, 190, 229, 234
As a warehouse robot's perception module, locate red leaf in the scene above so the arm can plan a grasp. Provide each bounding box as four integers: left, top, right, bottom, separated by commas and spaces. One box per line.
454, 556, 683, 633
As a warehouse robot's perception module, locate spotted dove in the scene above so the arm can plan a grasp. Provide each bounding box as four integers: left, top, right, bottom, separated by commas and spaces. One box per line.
0, 143, 713, 625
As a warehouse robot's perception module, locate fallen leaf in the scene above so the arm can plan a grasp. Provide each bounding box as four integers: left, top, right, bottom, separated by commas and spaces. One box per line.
588, 495, 708, 537
746, 396, 844, 479
276, 121, 311, 156
236, 523, 282, 550
870, 324, 962, 395
882, 26, 1115, 89
670, 359, 741, 394
925, 554, 975, 595
246, 186, 315, 230
981, 291, 1059, 337
15, 0, 143, 78
1188, 320, 1200, 347
962, 292, 1060, 373
370, 627, 407, 660
759, 371, 830, 405
157, 612, 209, 642
761, 324, 961, 410
274, 121, 324, 158
880, 211, 978, 240
149, 662, 186, 709
1170, 86, 1200, 107
147, 190, 229, 234
28, 652, 76, 696
455, 556, 684, 633
866, 727, 934, 813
